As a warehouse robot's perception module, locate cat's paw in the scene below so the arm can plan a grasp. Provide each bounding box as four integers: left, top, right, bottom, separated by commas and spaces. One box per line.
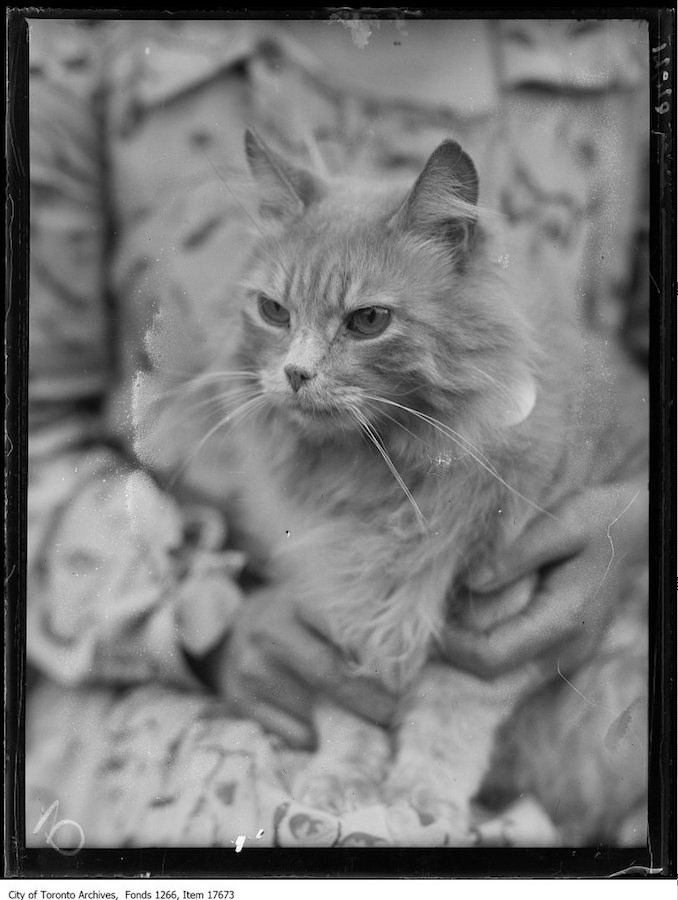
384, 802, 475, 847
472, 796, 562, 847
293, 768, 381, 816
383, 781, 474, 846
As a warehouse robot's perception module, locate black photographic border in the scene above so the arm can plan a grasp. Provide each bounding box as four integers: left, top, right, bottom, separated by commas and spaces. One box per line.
5, 3, 676, 880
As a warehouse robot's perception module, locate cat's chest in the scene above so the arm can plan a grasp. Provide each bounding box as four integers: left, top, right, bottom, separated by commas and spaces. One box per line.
233, 431, 403, 551
230, 418, 502, 583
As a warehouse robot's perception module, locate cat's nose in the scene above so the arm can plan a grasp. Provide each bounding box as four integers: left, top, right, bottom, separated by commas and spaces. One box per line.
284, 364, 314, 393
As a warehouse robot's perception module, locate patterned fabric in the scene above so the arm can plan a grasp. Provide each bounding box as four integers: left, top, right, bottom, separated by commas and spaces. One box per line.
26, 18, 649, 847
27, 681, 569, 848
493, 20, 649, 351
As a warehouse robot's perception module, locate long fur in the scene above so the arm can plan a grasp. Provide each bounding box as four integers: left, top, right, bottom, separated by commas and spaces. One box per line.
142, 133, 647, 840
218, 138, 591, 694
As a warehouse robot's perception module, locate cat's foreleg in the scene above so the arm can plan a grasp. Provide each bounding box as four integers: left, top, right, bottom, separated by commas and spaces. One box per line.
384, 661, 540, 845
292, 699, 392, 815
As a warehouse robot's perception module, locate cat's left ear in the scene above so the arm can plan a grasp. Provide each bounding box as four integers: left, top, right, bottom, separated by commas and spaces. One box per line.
244, 129, 323, 221
391, 140, 479, 252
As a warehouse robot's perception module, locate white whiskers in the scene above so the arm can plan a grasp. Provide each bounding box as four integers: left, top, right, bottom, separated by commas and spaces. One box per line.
361, 398, 432, 450
168, 390, 267, 490
362, 393, 555, 520
187, 386, 263, 418
192, 393, 267, 458
349, 404, 427, 530
147, 370, 260, 405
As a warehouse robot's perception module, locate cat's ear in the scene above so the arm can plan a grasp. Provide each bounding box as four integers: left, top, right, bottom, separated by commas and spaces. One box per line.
391, 140, 479, 252
244, 129, 323, 221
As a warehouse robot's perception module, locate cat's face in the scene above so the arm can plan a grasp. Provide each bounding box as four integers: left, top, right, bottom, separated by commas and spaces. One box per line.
233, 132, 537, 442
236, 202, 460, 433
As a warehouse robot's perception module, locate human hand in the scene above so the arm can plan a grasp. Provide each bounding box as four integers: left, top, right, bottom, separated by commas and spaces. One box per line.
208, 586, 397, 749
440, 478, 648, 678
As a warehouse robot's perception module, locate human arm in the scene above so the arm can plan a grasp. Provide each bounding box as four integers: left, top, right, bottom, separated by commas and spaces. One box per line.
200, 586, 397, 749
202, 475, 647, 743
26, 20, 245, 690
439, 476, 648, 678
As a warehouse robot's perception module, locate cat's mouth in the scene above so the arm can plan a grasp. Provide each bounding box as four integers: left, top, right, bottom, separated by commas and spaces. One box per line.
281, 394, 355, 430
263, 376, 365, 432
288, 400, 343, 421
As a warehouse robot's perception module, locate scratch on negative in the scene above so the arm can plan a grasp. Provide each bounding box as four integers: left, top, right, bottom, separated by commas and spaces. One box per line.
593, 489, 641, 600
555, 491, 640, 712
609, 865, 664, 877
556, 661, 615, 713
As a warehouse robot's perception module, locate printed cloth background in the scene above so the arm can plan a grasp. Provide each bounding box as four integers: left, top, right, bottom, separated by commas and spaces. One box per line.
26, 18, 649, 848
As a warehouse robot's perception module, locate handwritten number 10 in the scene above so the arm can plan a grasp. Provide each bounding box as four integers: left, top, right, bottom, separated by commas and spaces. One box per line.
33, 800, 86, 855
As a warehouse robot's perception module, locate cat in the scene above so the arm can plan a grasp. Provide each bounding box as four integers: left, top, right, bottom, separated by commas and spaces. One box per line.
173, 130, 649, 845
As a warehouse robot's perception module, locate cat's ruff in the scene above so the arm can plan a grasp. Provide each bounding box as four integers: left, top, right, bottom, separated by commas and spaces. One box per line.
160, 130, 647, 845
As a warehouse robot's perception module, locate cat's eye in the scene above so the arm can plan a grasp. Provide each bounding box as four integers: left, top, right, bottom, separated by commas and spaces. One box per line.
346, 306, 392, 338
258, 295, 290, 327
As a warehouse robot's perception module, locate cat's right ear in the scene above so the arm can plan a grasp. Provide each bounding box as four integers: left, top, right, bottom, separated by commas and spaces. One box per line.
244, 129, 323, 221
390, 140, 479, 253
